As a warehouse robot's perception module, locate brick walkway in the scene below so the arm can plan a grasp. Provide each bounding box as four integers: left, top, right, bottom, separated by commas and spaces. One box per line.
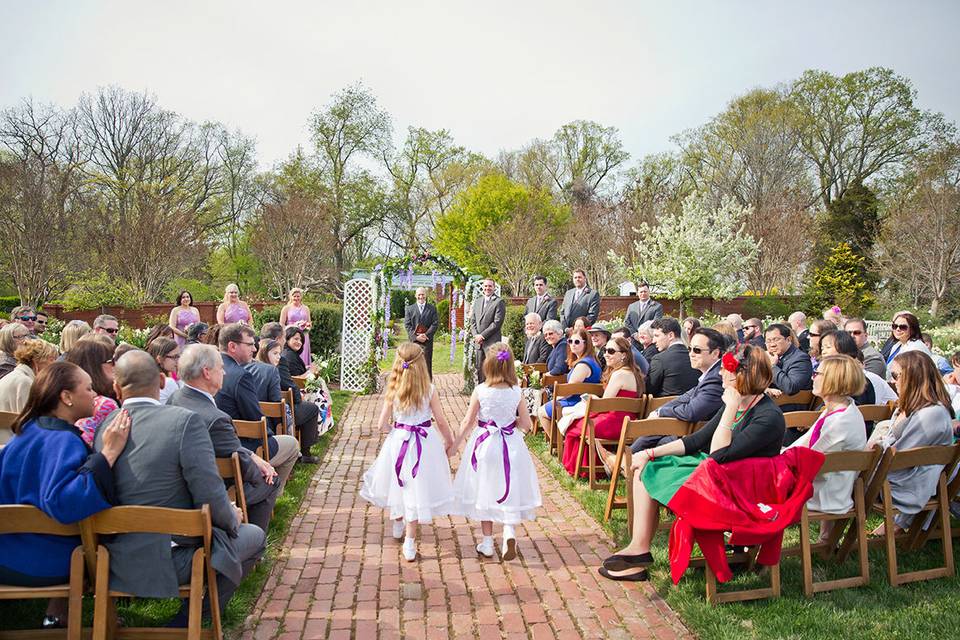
240, 374, 690, 640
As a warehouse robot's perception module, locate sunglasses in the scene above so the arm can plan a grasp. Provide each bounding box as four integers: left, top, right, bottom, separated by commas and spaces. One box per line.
809, 332, 821, 338
892, 323, 910, 331
604, 347, 623, 355
687, 346, 710, 354
104, 328, 119, 335
569, 339, 584, 345
848, 330, 864, 336
18, 316, 36, 322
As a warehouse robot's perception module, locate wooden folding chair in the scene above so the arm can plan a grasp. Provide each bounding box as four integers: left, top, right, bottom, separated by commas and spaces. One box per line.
531, 374, 564, 436
858, 404, 894, 423
549, 382, 603, 459
0, 506, 85, 640
216, 452, 248, 524
782, 411, 823, 432
233, 418, 270, 463
791, 446, 884, 597
703, 551, 781, 605
774, 390, 815, 409
602, 417, 694, 527
644, 395, 677, 418
573, 395, 645, 490
291, 374, 307, 390
258, 401, 289, 437
281, 388, 300, 446
84, 505, 221, 640
519, 363, 548, 389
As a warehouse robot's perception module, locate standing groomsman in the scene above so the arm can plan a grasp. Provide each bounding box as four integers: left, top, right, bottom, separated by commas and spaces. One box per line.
404, 287, 439, 379
525, 275, 558, 323
560, 269, 600, 330
471, 279, 506, 383
625, 282, 663, 345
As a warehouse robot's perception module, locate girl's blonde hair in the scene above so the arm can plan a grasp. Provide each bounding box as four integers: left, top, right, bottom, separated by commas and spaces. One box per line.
386, 342, 431, 412
482, 342, 518, 387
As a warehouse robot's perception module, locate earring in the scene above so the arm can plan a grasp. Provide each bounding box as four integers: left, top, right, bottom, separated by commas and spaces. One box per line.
67, 402, 73, 407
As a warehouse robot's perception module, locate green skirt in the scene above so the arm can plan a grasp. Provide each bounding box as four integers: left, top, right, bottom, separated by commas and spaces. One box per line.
641, 453, 709, 505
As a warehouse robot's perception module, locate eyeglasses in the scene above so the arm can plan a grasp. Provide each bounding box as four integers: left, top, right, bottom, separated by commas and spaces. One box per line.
687, 346, 710, 354
604, 347, 622, 355
165, 354, 181, 360
569, 339, 584, 345
809, 332, 821, 338
237, 341, 256, 347
848, 330, 864, 336
18, 316, 36, 322
892, 323, 910, 331
104, 328, 119, 335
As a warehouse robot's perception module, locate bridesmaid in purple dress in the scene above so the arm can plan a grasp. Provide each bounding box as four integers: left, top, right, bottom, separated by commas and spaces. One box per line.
168, 290, 201, 348
216, 283, 253, 326
280, 288, 312, 368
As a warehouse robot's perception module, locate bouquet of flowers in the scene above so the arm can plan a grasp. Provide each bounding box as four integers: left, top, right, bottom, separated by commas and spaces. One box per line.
528, 370, 542, 390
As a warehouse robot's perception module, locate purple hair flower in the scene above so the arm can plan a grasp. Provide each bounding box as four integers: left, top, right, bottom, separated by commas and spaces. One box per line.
402, 361, 409, 369
496, 350, 510, 362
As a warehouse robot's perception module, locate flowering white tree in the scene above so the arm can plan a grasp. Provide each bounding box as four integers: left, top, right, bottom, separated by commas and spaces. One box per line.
618, 194, 758, 316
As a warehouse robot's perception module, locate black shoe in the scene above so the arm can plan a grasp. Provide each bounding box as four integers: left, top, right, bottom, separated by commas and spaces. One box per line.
598, 566, 649, 582
299, 455, 320, 464
602, 552, 653, 572
41, 616, 64, 629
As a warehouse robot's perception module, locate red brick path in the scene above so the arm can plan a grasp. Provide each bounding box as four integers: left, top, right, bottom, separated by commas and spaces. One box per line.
239, 374, 690, 640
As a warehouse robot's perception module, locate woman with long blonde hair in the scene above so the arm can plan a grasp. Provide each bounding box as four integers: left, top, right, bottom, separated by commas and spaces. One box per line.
360, 342, 455, 562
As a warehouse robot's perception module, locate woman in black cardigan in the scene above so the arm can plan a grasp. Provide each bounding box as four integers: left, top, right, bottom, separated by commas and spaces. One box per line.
278, 326, 320, 463
600, 344, 786, 581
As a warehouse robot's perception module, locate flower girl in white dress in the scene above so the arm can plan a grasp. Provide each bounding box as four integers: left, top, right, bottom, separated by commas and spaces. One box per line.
451, 343, 542, 561
360, 343, 455, 561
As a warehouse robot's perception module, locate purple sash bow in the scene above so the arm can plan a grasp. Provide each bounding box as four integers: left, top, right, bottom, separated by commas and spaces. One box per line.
471, 418, 517, 504
393, 419, 431, 487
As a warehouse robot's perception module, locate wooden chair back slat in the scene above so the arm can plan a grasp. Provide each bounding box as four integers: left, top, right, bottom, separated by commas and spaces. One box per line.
858, 404, 893, 422
774, 390, 814, 408
88, 505, 208, 538
258, 401, 284, 419
291, 374, 307, 390
644, 395, 678, 417
583, 397, 646, 415
818, 446, 884, 475
623, 417, 694, 440
0, 505, 81, 536
541, 374, 564, 390
783, 411, 822, 431
282, 388, 298, 444
888, 444, 960, 471
554, 382, 604, 398
0, 410, 17, 431
233, 417, 270, 462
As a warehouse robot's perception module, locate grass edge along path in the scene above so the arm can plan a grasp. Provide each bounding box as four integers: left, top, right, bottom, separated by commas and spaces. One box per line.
526, 432, 960, 640
0, 389, 353, 632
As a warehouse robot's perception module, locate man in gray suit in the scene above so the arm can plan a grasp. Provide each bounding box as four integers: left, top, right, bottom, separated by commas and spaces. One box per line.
95, 350, 264, 624
624, 282, 664, 344
525, 275, 558, 323
168, 344, 282, 532
844, 317, 886, 378
404, 287, 439, 379
560, 269, 600, 330
522, 313, 551, 364
471, 278, 506, 383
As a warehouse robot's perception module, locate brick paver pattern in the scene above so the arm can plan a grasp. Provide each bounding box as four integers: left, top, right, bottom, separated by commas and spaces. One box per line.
240, 374, 690, 640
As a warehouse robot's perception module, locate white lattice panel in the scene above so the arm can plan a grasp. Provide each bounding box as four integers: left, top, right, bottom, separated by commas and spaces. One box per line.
340, 278, 375, 391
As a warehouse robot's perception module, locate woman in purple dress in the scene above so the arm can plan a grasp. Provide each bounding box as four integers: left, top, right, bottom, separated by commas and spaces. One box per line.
216, 283, 253, 326
168, 290, 201, 348
280, 288, 313, 368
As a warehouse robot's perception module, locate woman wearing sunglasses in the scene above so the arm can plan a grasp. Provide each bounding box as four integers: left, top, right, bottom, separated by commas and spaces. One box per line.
884, 312, 933, 380
561, 337, 645, 477
537, 327, 602, 434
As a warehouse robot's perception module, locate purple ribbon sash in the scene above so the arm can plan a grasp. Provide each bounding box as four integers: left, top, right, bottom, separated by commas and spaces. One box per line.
393, 419, 431, 487
471, 418, 517, 504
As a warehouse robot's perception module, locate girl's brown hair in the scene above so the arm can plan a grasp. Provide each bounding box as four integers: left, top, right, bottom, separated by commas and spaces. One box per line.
12, 361, 86, 434
893, 351, 953, 417
565, 327, 597, 369
147, 337, 179, 375
600, 336, 645, 394
731, 344, 773, 395
385, 342, 431, 413
65, 339, 115, 399
257, 339, 281, 363
481, 342, 519, 387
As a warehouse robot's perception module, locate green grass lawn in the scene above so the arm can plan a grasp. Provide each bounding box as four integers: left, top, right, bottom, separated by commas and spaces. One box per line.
378, 337, 465, 375
0, 390, 352, 631
527, 433, 960, 640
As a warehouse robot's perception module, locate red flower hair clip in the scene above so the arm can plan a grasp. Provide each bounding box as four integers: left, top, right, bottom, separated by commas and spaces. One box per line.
721, 351, 741, 374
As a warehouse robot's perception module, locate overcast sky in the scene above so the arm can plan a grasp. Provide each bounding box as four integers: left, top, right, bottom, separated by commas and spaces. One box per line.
2, 0, 958, 170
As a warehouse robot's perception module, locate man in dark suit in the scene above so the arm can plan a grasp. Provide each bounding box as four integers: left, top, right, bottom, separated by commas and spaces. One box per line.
543, 320, 569, 376
560, 269, 600, 330
743, 318, 767, 349
169, 344, 282, 531
471, 278, 506, 383
624, 282, 664, 345
96, 350, 265, 624
404, 287, 439, 378
789, 311, 810, 353
215, 323, 300, 475
525, 275, 558, 323
646, 317, 700, 397
764, 323, 814, 444
522, 313, 551, 364
630, 327, 725, 452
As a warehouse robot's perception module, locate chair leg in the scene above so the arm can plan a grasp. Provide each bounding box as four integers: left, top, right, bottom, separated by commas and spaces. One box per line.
206, 555, 223, 640
67, 547, 83, 640
882, 484, 899, 586
799, 509, 813, 598
855, 484, 870, 587
93, 545, 112, 640
188, 549, 204, 640
573, 421, 587, 479
939, 475, 955, 577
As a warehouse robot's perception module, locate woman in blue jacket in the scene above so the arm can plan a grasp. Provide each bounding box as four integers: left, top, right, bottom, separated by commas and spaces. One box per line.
0, 362, 130, 627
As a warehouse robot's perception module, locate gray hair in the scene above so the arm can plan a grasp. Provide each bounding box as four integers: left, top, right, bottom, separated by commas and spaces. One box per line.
788, 311, 806, 324
724, 314, 743, 330
93, 314, 118, 329
415, 287, 428, 296
542, 319, 562, 334
637, 320, 655, 339
178, 344, 221, 382
524, 312, 543, 325
0, 323, 28, 354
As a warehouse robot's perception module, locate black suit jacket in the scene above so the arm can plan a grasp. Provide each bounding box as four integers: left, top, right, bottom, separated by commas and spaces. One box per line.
646, 343, 701, 397
624, 299, 664, 336
525, 295, 558, 323
658, 361, 723, 423
278, 348, 306, 404
244, 361, 281, 404
560, 286, 600, 329
522, 334, 551, 364
215, 353, 263, 423
404, 303, 438, 342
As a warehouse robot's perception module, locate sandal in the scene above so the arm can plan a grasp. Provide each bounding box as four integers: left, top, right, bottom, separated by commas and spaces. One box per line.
602, 552, 653, 572
598, 566, 649, 582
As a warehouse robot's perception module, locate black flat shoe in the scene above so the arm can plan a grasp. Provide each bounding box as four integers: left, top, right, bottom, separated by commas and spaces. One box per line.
602, 552, 653, 572
598, 566, 649, 582
299, 455, 320, 464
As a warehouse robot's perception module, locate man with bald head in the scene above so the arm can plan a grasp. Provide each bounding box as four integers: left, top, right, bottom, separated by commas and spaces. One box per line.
96, 350, 265, 626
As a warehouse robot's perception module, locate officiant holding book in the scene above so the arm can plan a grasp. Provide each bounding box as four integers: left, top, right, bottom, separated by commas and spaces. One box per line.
404, 287, 439, 378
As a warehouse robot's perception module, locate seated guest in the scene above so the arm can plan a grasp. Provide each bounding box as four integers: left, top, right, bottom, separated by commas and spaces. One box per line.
145, 324, 175, 349
610, 327, 649, 375
743, 318, 766, 349
681, 317, 701, 346
711, 321, 739, 351
58, 320, 92, 359
146, 337, 182, 404
646, 318, 699, 397
65, 340, 119, 446
819, 331, 877, 405
95, 350, 265, 626
169, 345, 282, 530
0, 339, 57, 415
537, 327, 602, 433
790, 311, 810, 353
185, 321, 209, 346
764, 323, 814, 431
278, 327, 321, 463
884, 312, 933, 379
870, 351, 954, 536
725, 313, 745, 343
808, 319, 836, 370
787, 355, 868, 540
246, 339, 296, 446
215, 323, 300, 480
521, 313, 551, 364
543, 320, 569, 376
588, 325, 613, 370
843, 318, 885, 378
0, 363, 129, 627
636, 321, 659, 362
0, 323, 30, 379
562, 336, 644, 476
922, 333, 953, 375
600, 345, 785, 580
91, 315, 119, 343
10, 306, 37, 336
259, 322, 284, 341
823, 306, 843, 327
